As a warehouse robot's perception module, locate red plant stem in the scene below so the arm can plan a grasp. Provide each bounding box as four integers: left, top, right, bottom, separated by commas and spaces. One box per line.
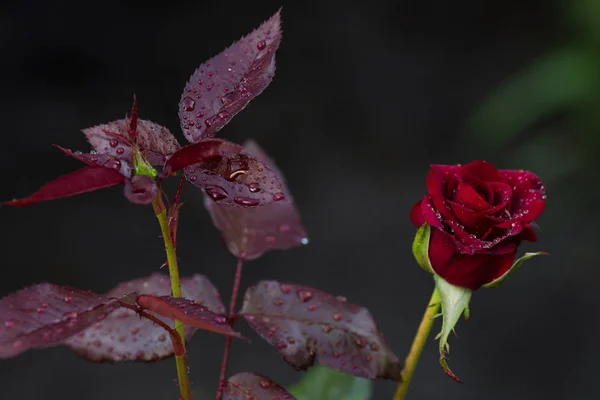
215, 257, 244, 400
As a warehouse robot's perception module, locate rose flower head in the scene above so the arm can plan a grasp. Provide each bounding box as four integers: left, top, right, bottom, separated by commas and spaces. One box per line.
411, 160, 546, 290
410, 160, 547, 381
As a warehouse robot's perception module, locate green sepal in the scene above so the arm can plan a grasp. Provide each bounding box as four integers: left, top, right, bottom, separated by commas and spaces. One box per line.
288, 365, 372, 400
482, 252, 547, 288
133, 148, 157, 178
412, 224, 433, 273
434, 275, 472, 383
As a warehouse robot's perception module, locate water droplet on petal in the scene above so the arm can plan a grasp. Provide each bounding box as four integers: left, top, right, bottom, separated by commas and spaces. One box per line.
109, 139, 118, 148
213, 315, 227, 324
272, 192, 285, 201
332, 313, 343, 321
116, 147, 125, 155
4, 321, 14, 328
256, 40, 267, 50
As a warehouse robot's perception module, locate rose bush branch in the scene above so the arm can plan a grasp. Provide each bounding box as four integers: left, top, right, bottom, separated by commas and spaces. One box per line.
152, 192, 191, 400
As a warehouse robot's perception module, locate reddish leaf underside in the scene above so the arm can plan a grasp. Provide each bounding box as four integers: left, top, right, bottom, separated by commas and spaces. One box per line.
223, 372, 296, 400
166, 138, 289, 209
178, 9, 282, 143
57, 146, 133, 177
239, 281, 402, 381
204, 140, 308, 260
83, 118, 180, 166
2, 166, 125, 207
0, 284, 120, 358
136, 295, 241, 339
65, 273, 226, 362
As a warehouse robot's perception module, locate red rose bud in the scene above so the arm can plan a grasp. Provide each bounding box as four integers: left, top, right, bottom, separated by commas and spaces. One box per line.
411, 160, 547, 382
410, 160, 546, 290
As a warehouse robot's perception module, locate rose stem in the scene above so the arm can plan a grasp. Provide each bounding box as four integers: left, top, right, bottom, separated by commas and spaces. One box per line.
216, 256, 244, 400
152, 193, 192, 400
393, 288, 441, 400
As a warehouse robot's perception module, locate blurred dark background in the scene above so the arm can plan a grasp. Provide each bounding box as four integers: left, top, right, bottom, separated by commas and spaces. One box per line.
1, 0, 598, 399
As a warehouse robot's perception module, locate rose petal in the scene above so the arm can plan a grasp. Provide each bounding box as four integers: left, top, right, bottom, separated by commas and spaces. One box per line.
463, 160, 501, 182
428, 229, 517, 290
410, 200, 425, 226
447, 201, 493, 236
485, 181, 513, 214
446, 220, 520, 255
410, 197, 444, 229
426, 165, 461, 221
452, 180, 490, 211
518, 224, 538, 242
499, 169, 546, 222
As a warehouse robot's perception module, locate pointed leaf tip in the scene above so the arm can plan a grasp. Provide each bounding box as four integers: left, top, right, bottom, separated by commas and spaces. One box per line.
2, 166, 125, 207
179, 10, 283, 142
434, 276, 472, 383
240, 281, 401, 380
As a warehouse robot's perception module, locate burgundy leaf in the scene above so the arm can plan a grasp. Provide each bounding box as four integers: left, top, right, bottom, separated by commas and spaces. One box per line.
123, 175, 159, 205
163, 138, 244, 175
179, 9, 282, 142
83, 118, 180, 165
65, 273, 225, 362
204, 140, 308, 260
167, 138, 289, 209
136, 295, 241, 339
223, 372, 296, 400
0, 284, 121, 358
239, 281, 402, 381
2, 166, 125, 207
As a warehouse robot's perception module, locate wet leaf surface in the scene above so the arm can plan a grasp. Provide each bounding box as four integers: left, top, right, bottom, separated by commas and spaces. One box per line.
178, 10, 282, 142
204, 140, 308, 260
0, 284, 121, 358
223, 372, 296, 400
239, 281, 401, 380
65, 273, 226, 362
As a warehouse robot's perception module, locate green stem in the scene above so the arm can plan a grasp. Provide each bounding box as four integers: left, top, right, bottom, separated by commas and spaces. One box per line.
153, 196, 191, 400
393, 288, 441, 400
